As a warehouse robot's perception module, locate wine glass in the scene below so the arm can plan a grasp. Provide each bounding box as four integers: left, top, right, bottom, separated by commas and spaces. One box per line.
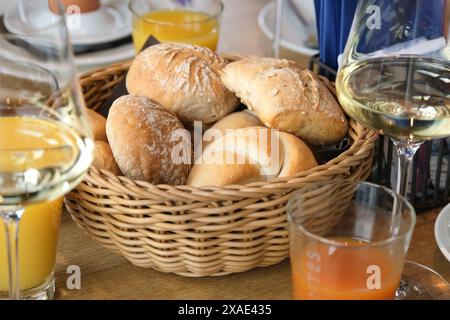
336, 0, 450, 197
273, 0, 284, 58
0, 0, 93, 299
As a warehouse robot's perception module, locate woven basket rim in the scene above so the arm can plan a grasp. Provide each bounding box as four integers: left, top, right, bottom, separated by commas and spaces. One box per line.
81, 60, 378, 193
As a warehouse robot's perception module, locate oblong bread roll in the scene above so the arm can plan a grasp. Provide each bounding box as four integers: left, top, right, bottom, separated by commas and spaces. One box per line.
106, 95, 191, 185
220, 57, 348, 145
126, 43, 239, 124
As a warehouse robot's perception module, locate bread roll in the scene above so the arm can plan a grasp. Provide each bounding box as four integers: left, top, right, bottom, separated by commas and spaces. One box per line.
187, 110, 260, 153
86, 108, 107, 142
220, 57, 348, 145
205, 110, 263, 136
106, 94, 191, 185
92, 141, 121, 175
201, 110, 263, 151
187, 126, 317, 187
126, 43, 239, 124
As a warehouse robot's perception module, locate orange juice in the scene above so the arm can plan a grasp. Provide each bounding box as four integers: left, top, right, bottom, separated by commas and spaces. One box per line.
0, 198, 63, 291
132, 10, 220, 52
291, 238, 403, 300
0, 116, 75, 292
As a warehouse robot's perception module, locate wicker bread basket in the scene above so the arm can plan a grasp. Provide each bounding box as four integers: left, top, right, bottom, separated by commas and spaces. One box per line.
64, 59, 378, 277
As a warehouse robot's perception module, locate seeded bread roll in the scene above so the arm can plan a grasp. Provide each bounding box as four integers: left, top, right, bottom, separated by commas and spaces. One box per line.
187, 126, 317, 187
106, 94, 191, 185
220, 57, 348, 145
126, 43, 239, 124
92, 141, 121, 175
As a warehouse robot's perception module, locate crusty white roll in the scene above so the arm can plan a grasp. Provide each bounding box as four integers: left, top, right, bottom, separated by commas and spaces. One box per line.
187, 126, 317, 187
86, 108, 107, 142
106, 94, 191, 185
92, 141, 122, 175
126, 43, 239, 124
220, 57, 348, 145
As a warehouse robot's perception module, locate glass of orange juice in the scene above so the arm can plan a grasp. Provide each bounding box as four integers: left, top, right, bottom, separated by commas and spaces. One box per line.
129, 0, 223, 52
0, 198, 63, 300
287, 181, 416, 300
0, 0, 93, 301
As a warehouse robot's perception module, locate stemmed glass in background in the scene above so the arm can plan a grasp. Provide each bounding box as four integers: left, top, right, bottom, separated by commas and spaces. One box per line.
0, 0, 93, 299
336, 0, 450, 197
273, 0, 284, 58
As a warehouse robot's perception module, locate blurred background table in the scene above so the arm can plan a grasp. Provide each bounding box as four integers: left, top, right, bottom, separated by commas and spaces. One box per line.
37, 0, 447, 299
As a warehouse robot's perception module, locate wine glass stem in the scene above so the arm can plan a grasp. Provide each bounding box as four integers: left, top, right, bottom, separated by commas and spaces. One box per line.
273, 0, 284, 58
1, 209, 24, 300
393, 140, 423, 197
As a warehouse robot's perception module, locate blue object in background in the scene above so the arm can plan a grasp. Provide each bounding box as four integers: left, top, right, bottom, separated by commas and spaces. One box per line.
314, 0, 358, 71
314, 0, 446, 71
356, 0, 446, 54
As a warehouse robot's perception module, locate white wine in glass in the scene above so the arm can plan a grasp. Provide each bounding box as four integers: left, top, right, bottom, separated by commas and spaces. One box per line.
338, 56, 450, 142
0, 0, 93, 299
337, 0, 450, 197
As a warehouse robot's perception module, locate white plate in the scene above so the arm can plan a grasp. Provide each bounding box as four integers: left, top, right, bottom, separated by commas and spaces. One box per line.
0, 34, 134, 72
75, 43, 135, 71
4, 0, 131, 46
435, 203, 450, 263
258, 1, 318, 57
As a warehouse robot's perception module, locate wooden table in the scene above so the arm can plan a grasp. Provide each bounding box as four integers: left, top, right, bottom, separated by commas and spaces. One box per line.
55, 207, 450, 300
54, 0, 450, 299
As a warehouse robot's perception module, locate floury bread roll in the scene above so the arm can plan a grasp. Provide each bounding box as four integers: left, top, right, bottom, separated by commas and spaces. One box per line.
187, 127, 317, 187
92, 141, 121, 175
126, 43, 239, 124
106, 95, 191, 185
220, 57, 348, 145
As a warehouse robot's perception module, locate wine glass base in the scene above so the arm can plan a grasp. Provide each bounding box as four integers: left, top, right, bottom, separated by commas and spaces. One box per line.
395, 261, 450, 300
0, 273, 55, 300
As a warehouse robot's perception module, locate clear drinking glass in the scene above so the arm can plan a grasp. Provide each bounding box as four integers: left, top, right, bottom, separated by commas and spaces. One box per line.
0, 0, 93, 299
336, 0, 450, 197
129, 0, 224, 52
0, 198, 63, 300
288, 181, 450, 300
